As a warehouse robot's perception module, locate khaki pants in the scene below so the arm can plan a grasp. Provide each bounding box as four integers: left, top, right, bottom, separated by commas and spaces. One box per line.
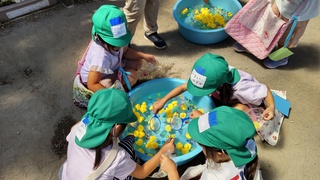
123, 0, 160, 35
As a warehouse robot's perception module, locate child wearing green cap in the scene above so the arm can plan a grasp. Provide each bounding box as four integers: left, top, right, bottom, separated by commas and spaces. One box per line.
160, 106, 263, 180
76, 5, 156, 93
60, 88, 174, 179
152, 53, 275, 121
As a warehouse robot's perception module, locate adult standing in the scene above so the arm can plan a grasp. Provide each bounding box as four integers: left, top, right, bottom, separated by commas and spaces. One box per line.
123, 0, 167, 49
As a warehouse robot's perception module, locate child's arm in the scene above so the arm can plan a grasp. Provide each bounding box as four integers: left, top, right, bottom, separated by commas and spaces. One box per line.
123, 46, 156, 64
190, 110, 204, 119
130, 138, 175, 179
87, 71, 106, 92
160, 154, 180, 180
152, 83, 188, 114
262, 87, 275, 120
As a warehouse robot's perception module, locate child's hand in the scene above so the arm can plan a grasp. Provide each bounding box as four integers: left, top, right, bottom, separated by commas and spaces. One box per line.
190, 110, 204, 119
262, 106, 275, 120
143, 54, 156, 64
152, 100, 165, 114
161, 138, 175, 154
160, 154, 177, 174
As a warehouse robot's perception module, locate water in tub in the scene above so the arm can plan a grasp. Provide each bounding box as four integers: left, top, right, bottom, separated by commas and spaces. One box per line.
123, 92, 204, 158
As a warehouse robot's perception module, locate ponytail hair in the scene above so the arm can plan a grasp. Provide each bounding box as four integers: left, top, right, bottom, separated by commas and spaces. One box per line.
244, 156, 259, 180
93, 135, 112, 170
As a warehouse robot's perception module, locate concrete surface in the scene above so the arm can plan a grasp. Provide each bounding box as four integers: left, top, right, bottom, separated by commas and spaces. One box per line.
1, 0, 320, 179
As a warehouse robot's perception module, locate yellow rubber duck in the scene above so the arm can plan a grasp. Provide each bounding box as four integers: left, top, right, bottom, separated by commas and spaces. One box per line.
184, 143, 192, 150
180, 112, 187, 119
135, 139, 143, 146
181, 8, 188, 15
176, 142, 183, 150
181, 147, 189, 154
138, 131, 145, 139
185, 132, 191, 139
138, 148, 145, 154
137, 125, 144, 131
133, 130, 140, 137
150, 135, 157, 141
165, 125, 172, 132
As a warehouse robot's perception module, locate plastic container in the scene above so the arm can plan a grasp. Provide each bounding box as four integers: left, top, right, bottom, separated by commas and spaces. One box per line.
124, 78, 215, 166
246, 107, 265, 122
173, 0, 242, 44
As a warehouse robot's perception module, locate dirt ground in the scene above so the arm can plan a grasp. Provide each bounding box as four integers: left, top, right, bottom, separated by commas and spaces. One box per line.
1, 0, 320, 179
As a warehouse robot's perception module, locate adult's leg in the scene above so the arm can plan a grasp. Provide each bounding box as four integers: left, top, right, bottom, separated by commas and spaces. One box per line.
144, 0, 160, 35
123, 0, 147, 36
143, 0, 166, 49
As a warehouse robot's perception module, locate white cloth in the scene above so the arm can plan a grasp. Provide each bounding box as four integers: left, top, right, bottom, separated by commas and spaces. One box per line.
181, 161, 247, 180
276, 0, 320, 21
80, 40, 124, 84
181, 161, 263, 180
61, 124, 136, 180
231, 69, 268, 106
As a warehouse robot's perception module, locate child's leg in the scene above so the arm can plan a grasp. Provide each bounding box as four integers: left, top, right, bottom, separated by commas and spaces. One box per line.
123, 59, 143, 71
100, 74, 117, 88
121, 68, 138, 91
272, 2, 309, 48
278, 20, 309, 48
120, 59, 142, 90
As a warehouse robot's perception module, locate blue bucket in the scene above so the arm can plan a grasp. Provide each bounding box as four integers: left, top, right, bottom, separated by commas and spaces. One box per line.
173, 0, 242, 44
123, 78, 215, 166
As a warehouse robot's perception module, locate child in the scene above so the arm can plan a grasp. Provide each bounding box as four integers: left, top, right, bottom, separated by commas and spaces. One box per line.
160, 106, 262, 180
79, 5, 156, 92
234, 0, 320, 68
60, 88, 174, 179
152, 53, 275, 121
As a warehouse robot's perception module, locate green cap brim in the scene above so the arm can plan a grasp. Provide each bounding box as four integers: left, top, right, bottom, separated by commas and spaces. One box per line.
92, 26, 132, 47
187, 79, 217, 96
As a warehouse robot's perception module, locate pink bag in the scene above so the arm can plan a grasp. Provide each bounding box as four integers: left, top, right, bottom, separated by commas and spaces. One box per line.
225, 0, 290, 60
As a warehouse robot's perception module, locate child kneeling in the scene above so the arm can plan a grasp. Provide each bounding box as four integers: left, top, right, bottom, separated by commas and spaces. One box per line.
160, 106, 263, 180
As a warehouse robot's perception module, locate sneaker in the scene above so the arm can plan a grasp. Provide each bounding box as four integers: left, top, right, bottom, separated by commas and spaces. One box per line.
144, 32, 167, 49
263, 57, 288, 68
233, 42, 250, 54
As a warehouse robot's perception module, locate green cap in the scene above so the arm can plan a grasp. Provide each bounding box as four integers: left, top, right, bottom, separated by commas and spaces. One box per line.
188, 106, 257, 167
75, 88, 137, 148
92, 5, 132, 47
187, 53, 240, 96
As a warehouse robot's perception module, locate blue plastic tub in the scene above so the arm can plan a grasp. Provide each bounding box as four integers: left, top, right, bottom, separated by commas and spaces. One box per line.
173, 0, 242, 44
123, 78, 215, 166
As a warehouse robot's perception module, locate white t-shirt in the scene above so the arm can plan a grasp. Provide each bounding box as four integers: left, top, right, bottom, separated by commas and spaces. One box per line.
181, 160, 263, 180
181, 161, 246, 180
80, 40, 124, 84
276, 0, 320, 21
61, 124, 136, 180
201, 161, 246, 180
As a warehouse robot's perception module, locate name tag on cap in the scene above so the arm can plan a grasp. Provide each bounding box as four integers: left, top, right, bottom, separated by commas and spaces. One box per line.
111, 22, 127, 38
245, 139, 256, 157
190, 69, 206, 88
76, 117, 89, 141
